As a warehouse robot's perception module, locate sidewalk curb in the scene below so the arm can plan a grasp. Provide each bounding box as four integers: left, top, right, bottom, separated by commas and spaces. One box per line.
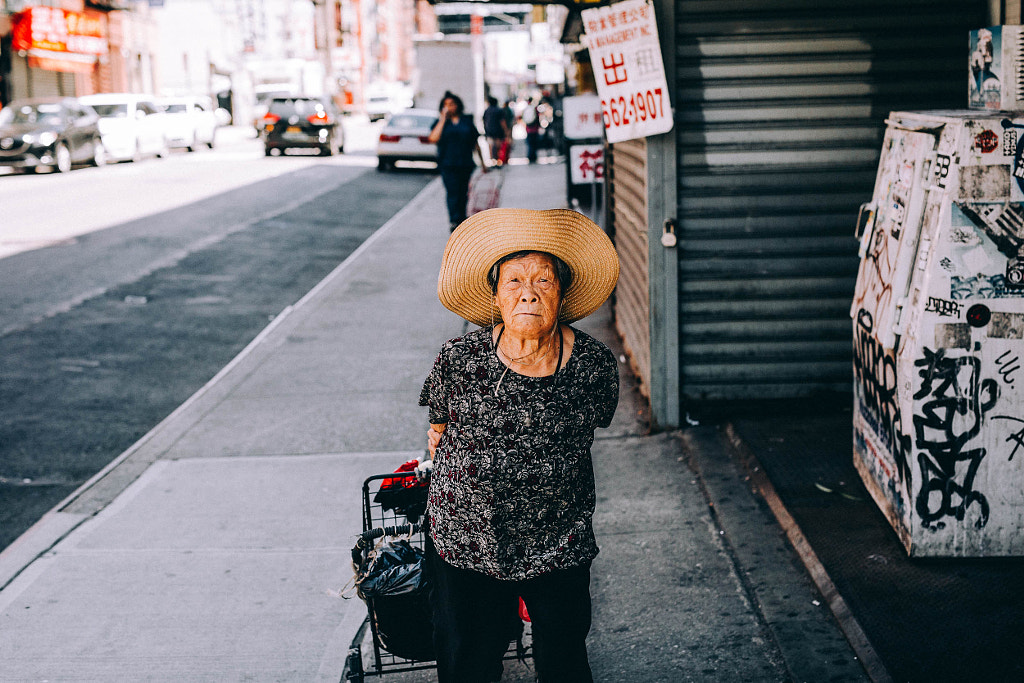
722, 423, 893, 683
0, 177, 443, 593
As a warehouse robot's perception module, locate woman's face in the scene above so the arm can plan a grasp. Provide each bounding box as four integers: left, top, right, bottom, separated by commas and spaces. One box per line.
441, 98, 458, 117
494, 253, 562, 338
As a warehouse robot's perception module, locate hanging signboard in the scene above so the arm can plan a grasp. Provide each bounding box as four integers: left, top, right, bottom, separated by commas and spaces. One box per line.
569, 144, 605, 184
12, 7, 107, 74
581, 0, 673, 144
563, 95, 605, 140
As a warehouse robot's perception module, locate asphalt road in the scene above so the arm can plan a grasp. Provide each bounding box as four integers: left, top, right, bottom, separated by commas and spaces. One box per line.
0, 136, 435, 552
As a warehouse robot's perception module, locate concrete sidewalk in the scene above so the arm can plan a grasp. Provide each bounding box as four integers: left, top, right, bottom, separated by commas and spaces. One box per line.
0, 159, 866, 682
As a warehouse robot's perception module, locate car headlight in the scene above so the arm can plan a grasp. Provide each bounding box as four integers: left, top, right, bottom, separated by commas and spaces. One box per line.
38, 132, 58, 146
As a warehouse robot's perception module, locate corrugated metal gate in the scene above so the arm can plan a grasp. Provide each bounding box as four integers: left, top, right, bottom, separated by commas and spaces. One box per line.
675, 0, 987, 402
610, 138, 652, 392
10, 55, 76, 99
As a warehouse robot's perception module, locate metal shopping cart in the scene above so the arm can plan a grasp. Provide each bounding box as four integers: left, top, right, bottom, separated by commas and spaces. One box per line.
342, 468, 532, 682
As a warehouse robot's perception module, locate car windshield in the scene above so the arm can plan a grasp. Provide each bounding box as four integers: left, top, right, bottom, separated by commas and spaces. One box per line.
90, 103, 129, 118
268, 98, 326, 117
163, 103, 188, 114
0, 103, 64, 126
387, 114, 435, 130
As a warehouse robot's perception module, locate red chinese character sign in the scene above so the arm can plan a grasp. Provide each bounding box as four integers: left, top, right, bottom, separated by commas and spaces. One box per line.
582, 0, 672, 144
12, 7, 107, 74
570, 144, 605, 184
563, 95, 605, 140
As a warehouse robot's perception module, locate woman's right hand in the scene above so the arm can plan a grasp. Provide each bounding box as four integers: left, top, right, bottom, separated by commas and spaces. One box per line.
427, 423, 446, 458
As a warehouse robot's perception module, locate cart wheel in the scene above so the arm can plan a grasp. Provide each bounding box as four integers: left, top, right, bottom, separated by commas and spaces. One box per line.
342, 644, 364, 682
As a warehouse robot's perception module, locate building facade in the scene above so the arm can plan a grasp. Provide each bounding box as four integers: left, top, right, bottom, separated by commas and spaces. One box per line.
0, 0, 157, 105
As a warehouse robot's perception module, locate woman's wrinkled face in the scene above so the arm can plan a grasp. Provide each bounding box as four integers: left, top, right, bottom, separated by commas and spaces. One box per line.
495, 253, 561, 338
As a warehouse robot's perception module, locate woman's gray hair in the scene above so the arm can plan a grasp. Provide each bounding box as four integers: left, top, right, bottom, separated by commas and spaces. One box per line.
487, 251, 573, 295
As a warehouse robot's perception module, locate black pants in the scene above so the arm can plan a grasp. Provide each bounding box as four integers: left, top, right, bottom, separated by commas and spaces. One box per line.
427, 543, 594, 683
440, 166, 473, 226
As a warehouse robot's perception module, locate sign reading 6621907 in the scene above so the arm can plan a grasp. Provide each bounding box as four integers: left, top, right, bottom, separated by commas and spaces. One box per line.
582, 0, 673, 144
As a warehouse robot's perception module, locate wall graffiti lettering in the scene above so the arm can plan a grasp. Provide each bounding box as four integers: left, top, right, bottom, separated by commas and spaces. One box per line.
933, 154, 951, 188
995, 350, 1021, 385
925, 296, 963, 317
854, 309, 913, 483
912, 347, 1000, 529
991, 415, 1024, 461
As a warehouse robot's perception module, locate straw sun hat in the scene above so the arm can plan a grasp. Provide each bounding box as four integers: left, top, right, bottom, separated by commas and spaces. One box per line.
438, 208, 620, 327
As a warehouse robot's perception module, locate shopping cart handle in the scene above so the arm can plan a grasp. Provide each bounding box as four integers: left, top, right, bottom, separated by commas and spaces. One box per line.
350, 523, 423, 564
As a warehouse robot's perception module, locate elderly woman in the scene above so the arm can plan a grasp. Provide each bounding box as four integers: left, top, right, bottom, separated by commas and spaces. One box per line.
419, 208, 620, 682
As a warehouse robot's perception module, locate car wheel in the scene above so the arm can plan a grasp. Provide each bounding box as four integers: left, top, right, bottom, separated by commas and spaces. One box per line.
90, 140, 107, 167
54, 143, 72, 173
264, 146, 276, 157
157, 139, 170, 158
377, 158, 392, 172
207, 131, 216, 149
321, 144, 334, 156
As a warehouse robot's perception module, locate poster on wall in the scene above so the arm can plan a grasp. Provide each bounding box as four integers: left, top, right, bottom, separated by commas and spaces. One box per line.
581, 0, 673, 144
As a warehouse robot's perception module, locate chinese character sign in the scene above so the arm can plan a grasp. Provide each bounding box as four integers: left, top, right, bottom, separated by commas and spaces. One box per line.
570, 144, 605, 184
12, 7, 107, 56
563, 95, 605, 139
582, 0, 673, 144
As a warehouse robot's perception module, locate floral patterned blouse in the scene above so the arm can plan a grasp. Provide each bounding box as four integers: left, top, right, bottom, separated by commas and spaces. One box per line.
419, 325, 619, 581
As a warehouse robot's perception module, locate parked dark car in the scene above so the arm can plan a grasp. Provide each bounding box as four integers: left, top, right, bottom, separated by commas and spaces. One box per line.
0, 97, 106, 173
260, 96, 344, 156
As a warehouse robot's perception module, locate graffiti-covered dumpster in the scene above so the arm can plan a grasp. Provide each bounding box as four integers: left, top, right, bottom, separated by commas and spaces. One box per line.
853, 111, 1024, 557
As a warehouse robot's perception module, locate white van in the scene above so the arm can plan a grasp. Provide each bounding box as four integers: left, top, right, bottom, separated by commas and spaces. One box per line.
78, 93, 169, 162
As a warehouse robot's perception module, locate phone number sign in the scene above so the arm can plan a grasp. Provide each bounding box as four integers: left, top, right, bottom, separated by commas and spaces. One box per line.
582, 0, 673, 144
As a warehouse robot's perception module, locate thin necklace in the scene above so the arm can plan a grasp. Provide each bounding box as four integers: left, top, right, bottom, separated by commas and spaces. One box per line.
496, 325, 558, 366
493, 324, 563, 396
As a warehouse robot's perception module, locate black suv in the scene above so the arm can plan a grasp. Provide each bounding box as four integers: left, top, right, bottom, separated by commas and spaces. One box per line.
260, 96, 344, 156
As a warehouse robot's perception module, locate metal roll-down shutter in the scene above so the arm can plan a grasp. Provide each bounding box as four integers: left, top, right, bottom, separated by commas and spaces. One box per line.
676, 0, 987, 402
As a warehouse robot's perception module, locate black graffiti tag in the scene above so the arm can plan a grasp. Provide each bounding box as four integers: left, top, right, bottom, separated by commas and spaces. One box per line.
913, 348, 999, 529
996, 350, 1021, 385
991, 415, 1024, 461
853, 309, 913, 483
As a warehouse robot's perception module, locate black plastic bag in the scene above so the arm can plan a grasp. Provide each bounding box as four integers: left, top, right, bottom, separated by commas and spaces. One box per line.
356, 539, 435, 661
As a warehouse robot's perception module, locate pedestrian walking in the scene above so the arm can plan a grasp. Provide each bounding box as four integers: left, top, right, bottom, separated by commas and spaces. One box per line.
522, 97, 541, 164
428, 91, 487, 231
482, 96, 509, 166
418, 208, 621, 683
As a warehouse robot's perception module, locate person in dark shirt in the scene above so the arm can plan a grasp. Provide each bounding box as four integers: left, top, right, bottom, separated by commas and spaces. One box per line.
428, 91, 486, 231
482, 96, 509, 166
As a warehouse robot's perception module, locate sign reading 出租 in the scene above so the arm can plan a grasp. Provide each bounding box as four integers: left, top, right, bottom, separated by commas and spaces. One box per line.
582, 0, 673, 144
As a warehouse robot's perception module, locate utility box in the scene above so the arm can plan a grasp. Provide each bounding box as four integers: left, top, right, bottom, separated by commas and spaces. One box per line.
853, 111, 1024, 557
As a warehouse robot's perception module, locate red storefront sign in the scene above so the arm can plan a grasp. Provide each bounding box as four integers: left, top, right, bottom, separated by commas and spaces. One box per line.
12, 7, 108, 74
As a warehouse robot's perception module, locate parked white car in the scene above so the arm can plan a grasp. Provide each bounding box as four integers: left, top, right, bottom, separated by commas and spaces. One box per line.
376, 108, 438, 171
78, 93, 168, 162
159, 96, 218, 151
